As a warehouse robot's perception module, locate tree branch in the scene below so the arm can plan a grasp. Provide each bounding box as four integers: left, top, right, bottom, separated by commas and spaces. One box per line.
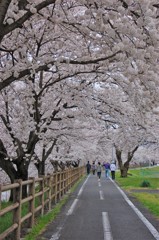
0, 0, 11, 27
0, 0, 56, 42
0, 50, 121, 90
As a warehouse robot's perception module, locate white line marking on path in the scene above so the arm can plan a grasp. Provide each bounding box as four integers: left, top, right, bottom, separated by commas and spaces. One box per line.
98, 181, 101, 187
66, 198, 79, 216
50, 227, 62, 240
77, 175, 89, 197
50, 176, 89, 240
99, 190, 104, 200
67, 176, 89, 216
111, 179, 159, 240
102, 212, 113, 240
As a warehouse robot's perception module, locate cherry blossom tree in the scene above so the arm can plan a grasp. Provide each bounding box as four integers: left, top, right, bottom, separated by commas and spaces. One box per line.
1, 0, 158, 91
0, 0, 159, 185
92, 76, 159, 176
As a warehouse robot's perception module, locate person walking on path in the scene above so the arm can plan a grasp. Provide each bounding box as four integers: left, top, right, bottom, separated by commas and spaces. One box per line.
96, 162, 102, 180
91, 161, 96, 175
110, 162, 116, 180
86, 161, 91, 175
103, 161, 110, 178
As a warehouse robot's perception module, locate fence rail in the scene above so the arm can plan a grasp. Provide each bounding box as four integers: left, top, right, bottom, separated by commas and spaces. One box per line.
0, 166, 85, 240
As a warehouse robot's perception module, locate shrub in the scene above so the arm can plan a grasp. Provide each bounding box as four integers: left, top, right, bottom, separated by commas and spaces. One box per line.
140, 180, 151, 188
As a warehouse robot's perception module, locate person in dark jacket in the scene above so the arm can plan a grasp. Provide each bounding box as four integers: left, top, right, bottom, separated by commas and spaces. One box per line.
96, 162, 102, 180
86, 161, 91, 175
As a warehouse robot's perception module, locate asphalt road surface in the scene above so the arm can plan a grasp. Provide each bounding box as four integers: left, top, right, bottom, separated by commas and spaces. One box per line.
39, 173, 159, 240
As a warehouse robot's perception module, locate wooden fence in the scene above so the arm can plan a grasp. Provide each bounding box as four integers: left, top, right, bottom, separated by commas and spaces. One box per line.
0, 166, 85, 240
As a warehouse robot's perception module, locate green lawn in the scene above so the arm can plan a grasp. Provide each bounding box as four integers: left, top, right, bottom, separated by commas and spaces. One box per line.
132, 193, 159, 218
116, 166, 159, 219
116, 166, 159, 189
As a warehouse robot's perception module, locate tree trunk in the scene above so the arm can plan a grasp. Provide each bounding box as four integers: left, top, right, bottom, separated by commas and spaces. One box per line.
36, 160, 45, 177
8, 161, 29, 200
115, 145, 139, 178
34, 140, 57, 176
120, 163, 129, 177
16, 162, 29, 198
0, 157, 29, 200
115, 146, 126, 177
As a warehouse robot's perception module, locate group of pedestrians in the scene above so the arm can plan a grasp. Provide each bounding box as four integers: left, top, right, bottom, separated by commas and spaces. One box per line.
86, 160, 116, 180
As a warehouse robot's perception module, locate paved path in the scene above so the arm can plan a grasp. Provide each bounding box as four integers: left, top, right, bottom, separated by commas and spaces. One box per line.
39, 174, 159, 240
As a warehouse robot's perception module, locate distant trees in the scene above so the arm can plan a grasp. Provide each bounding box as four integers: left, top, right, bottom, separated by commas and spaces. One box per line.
94, 81, 159, 176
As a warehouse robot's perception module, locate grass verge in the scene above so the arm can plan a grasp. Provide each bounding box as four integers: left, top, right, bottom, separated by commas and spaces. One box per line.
24, 176, 86, 240
115, 166, 159, 219
131, 192, 159, 218
0, 201, 13, 234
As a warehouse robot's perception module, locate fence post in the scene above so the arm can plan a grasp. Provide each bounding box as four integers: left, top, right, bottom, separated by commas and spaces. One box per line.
68, 169, 71, 190
71, 168, 73, 186
65, 170, 68, 192
28, 177, 35, 228
47, 174, 52, 211
62, 171, 65, 195
54, 173, 58, 204
40, 176, 45, 216
61, 171, 64, 197
59, 172, 62, 199
0, 184, 2, 210
13, 179, 22, 240
64, 170, 66, 195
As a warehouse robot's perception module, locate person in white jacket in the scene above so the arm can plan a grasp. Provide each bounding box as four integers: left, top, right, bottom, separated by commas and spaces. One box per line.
110, 162, 116, 180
